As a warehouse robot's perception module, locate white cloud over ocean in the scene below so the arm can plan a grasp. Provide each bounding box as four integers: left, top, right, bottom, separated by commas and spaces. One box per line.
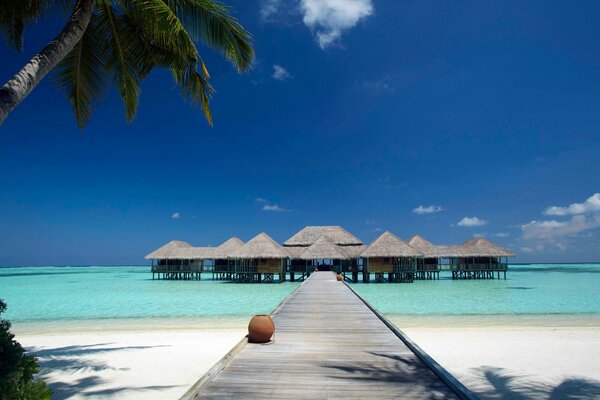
544, 193, 600, 216
518, 192, 600, 253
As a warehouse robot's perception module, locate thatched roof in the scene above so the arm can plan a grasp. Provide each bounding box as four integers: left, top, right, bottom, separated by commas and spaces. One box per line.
462, 237, 515, 257
212, 237, 244, 259
231, 233, 289, 259
406, 235, 515, 258
145, 240, 192, 259
361, 231, 423, 258
284, 246, 306, 259
408, 235, 434, 249
341, 244, 366, 259
298, 235, 349, 260
284, 226, 363, 246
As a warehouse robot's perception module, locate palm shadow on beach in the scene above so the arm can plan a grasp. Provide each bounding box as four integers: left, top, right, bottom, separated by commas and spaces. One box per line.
322, 352, 600, 400
27, 343, 181, 399
470, 366, 600, 399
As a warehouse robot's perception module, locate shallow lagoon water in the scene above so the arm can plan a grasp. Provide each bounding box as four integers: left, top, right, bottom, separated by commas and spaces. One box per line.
351, 263, 600, 315
1, 264, 599, 324
0, 266, 298, 322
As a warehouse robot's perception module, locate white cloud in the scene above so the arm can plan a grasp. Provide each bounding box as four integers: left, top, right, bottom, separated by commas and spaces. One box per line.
300, 0, 374, 48
492, 232, 510, 238
521, 215, 600, 240
544, 193, 600, 216
262, 204, 286, 212
171, 212, 180, 219
256, 197, 268, 203
272, 64, 292, 80
457, 217, 488, 227
372, 227, 382, 232
413, 205, 443, 215
521, 193, 600, 244
359, 76, 395, 93
260, 0, 281, 21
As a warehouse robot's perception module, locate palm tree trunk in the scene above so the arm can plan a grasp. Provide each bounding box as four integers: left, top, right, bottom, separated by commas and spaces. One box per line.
0, 0, 95, 125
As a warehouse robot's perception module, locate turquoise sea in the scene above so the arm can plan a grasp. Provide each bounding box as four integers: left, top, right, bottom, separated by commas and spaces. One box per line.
0, 264, 599, 325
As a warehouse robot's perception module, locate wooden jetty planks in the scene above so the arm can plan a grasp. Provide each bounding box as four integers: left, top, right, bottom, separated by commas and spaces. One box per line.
189, 271, 474, 400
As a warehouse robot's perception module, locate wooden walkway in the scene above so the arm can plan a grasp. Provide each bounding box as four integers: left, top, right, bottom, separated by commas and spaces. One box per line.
186, 272, 473, 399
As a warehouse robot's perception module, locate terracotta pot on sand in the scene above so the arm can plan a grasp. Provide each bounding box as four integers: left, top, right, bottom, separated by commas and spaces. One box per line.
336, 274, 343, 281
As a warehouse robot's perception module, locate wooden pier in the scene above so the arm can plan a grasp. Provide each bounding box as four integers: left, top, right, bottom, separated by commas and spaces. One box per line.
182, 272, 476, 400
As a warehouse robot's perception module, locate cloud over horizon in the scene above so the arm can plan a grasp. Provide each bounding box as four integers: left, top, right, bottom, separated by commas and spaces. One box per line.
519, 192, 600, 253
544, 193, 600, 216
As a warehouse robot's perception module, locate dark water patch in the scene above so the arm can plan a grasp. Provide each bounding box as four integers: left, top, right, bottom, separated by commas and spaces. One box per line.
506, 286, 534, 290
513, 267, 600, 273
0, 271, 89, 278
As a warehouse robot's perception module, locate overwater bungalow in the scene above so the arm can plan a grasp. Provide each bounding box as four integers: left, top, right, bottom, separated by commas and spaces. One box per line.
210, 237, 244, 280
451, 237, 515, 279
145, 225, 515, 282
230, 233, 289, 283
283, 226, 365, 281
145, 240, 205, 280
361, 231, 423, 283
297, 235, 350, 275
407, 235, 514, 280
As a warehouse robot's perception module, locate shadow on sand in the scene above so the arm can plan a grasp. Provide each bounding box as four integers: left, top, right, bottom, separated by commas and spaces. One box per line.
27, 343, 180, 399
470, 366, 600, 399
322, 351, 600, 400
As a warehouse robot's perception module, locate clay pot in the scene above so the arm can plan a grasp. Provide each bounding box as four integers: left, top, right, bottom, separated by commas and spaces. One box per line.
248, 315, 275, 343
336, 274, 343, 281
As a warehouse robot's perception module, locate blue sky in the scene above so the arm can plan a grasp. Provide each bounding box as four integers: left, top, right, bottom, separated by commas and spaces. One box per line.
1, 0, 599, 265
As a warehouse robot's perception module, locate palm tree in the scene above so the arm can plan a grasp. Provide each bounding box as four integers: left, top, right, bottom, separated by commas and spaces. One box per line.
0, 0, 254, 128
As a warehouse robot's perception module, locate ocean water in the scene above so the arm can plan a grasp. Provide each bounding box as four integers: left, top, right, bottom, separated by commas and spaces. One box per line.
0, 264, 599, 325
351, 263, 600, 316
0, 266, 298, 323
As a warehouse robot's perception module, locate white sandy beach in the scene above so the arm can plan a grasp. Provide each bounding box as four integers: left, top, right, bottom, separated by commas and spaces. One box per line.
15, 320, 248, 400
14, 316, 600, 400
393, 316, 600, 399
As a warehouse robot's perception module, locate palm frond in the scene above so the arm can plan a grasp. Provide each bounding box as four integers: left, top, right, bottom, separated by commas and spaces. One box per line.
172, 64, 214, 125
0, 0, 74, 50
0, 0, 28, 50
123, 0, 199, 62
161, 0, 254, 72
96, 1, 141, 122
54, 16, 107, 128
123, 12, 214, 124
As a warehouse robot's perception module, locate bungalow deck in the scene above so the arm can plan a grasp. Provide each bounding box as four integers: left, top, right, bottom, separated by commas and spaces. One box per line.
182, 271, 476, 400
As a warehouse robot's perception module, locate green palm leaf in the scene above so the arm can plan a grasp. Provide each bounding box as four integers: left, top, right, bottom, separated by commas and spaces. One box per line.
0, 0, 74, 50
54, 17, 107, 128
96, 1, 142, 122
161, 0, 254, 71
1, 0, 254, 127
